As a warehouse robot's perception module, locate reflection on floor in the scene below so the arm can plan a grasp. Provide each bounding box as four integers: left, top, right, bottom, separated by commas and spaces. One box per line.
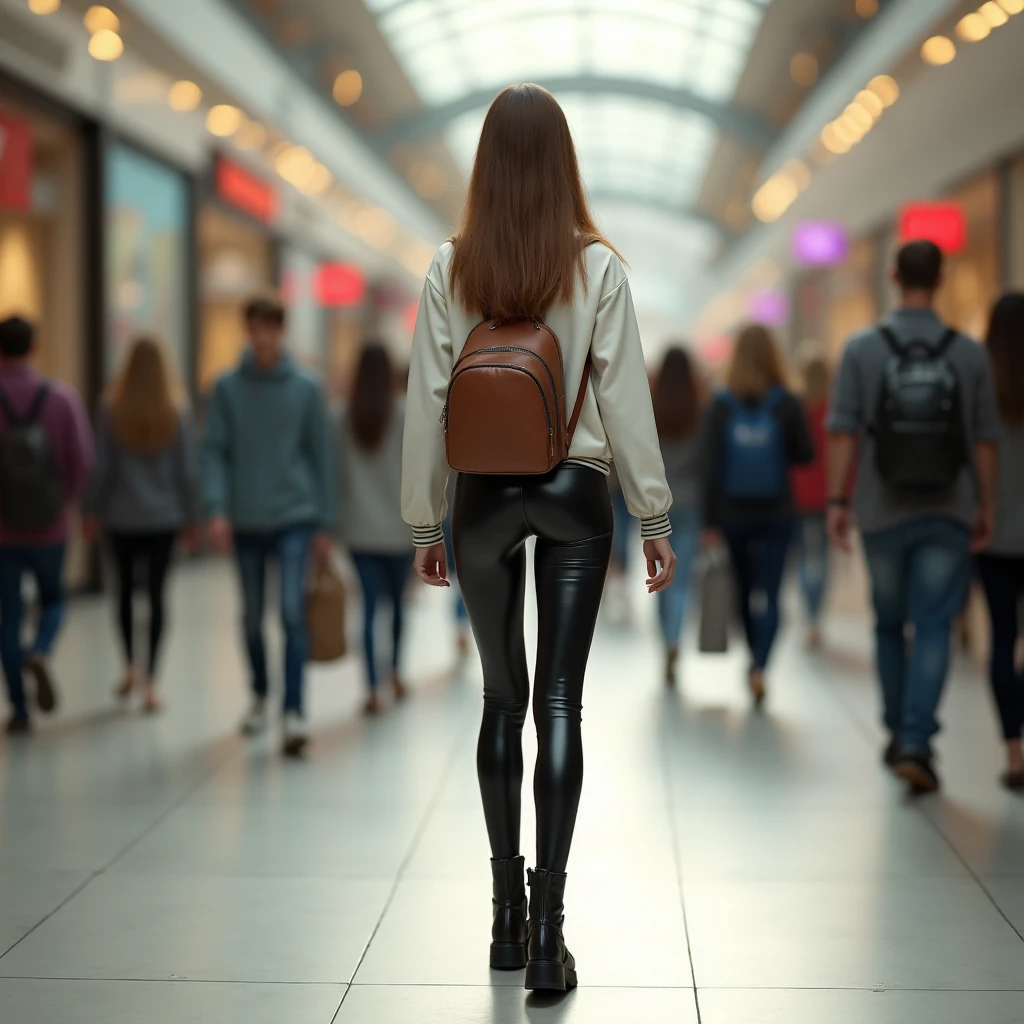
0, 557, 1022, 1023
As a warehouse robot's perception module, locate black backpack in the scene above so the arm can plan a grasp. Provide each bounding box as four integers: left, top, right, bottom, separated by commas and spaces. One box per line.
873, 325, 968, 493
0, 384, 63, 531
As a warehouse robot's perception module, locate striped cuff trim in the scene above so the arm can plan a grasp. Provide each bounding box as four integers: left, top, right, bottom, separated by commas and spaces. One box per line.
412, 524, 445, 547
640, 513, 673, 540
565, 457, 611, 476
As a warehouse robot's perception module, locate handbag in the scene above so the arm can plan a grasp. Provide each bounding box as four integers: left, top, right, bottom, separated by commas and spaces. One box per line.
698, 548, 732, 655
306, 560, 347, 663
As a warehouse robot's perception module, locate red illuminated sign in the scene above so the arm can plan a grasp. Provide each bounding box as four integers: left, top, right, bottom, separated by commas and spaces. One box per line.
315, 263, 366, 307
216, 156, 276, 224
899, 202, 966, 253
0, 113, 33, 211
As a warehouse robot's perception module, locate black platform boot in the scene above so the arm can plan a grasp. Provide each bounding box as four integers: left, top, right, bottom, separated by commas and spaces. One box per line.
490, 856, 528, 970
525, 868, 577, 991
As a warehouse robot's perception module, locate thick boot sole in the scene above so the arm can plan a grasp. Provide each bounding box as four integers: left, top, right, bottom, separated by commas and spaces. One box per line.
525, 959, 577, 992
490, 942, 527, 970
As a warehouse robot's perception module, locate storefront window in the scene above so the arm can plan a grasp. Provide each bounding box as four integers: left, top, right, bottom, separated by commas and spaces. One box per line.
106, 143, 188, 378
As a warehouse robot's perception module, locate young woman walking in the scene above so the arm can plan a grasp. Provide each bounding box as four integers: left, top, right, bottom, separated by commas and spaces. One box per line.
701, 324, 813, 706
337, 343, 412, 715
402, 84, 674, 992
652, 346, 704, 683
83, 338, 199, 712
975, 292, 1024, 790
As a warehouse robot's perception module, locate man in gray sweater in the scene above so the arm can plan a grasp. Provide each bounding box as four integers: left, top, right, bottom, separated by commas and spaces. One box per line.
202, 297, 336, 757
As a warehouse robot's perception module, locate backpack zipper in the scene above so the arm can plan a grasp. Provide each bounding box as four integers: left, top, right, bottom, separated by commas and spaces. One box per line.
442, 363, 554, 455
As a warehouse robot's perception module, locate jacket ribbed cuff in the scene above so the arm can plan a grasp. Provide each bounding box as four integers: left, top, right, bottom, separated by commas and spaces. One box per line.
412, 523, 444, 547
640, 513, 672, 540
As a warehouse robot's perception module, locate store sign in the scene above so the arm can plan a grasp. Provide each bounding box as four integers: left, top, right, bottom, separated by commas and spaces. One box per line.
315, 263, 366, 307
0, 113, 33, 211
216, 156, 276, 224
748, 288, 790, 327
792, 221, 848, 267
899, 202, 966, 253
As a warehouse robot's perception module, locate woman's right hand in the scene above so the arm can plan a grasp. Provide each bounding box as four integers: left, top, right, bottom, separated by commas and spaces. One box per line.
414, 543, 451, 588
644, 537, 676, 594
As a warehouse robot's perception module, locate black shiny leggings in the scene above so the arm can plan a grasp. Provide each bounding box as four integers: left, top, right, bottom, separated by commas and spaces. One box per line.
453, 464, 613, 873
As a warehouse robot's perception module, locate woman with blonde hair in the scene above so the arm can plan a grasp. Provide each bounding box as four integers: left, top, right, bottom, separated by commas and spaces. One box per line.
402, 83, 674, 991
83, 338, 199, 711
701, 323, 813, 705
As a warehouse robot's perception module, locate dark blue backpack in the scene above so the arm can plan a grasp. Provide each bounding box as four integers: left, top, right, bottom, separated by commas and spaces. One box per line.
720, 387, 788, 500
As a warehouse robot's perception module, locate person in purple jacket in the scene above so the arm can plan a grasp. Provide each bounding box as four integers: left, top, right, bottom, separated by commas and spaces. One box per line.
0, 317, 93, 734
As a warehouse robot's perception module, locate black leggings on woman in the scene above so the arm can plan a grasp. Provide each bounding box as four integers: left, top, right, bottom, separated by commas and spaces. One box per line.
976, 553, 1024, 741
110, 531, 177, 678
453, 465, 613, 873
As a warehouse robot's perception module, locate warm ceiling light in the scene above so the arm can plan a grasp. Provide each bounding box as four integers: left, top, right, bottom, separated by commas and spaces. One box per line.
998, 0, 1024, 13
921, 36, 957, 65
980, 1, 1010, 26
820, 123, 851, 155
332, 69, 363, 107
28, 0, 61, 14
831, 117, 861, 146
276, 145, 314, 186
234, 120, 268, 151
84, 5, 119, 33
88, 28, 123, 61
867, 74, 899, 106
411, 160, 447, 199
957, 12, 992, 40
356, 207, 397, 248
855, 0, 878, 16
844, 102, 874, 132
789, 52, 818, 87
855, 89, 884, 119
752, 175, 799, 224
168, 80, 202, 112
303, 163, 333, 197
206, 104, 243, 137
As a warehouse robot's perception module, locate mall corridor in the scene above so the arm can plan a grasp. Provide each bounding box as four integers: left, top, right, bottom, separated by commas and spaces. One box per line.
1, 557, 1022, 1023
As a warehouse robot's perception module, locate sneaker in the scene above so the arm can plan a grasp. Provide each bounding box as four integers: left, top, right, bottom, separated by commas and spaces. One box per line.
392, 675, 408, 702
894, 751, 940, 794
882, 736, 900, 769
24, 653, 57, 714
282, 711, 309, 758
239, 697, 268, 737
4, 712, 30, 735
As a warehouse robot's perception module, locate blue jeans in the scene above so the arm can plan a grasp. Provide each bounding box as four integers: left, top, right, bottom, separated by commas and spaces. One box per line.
658, 509, 701, 648
0, 544, 65, 718
351, 552, 413, 690
234, 525, 314, 714
722, 518, 793, 670
797, 512, 829, 623
862, 517, 969, 754
441, 517, 468, 624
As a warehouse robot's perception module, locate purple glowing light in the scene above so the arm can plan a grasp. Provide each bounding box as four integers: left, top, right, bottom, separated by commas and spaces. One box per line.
748, 289, 790, 327
792, 221, 849, 267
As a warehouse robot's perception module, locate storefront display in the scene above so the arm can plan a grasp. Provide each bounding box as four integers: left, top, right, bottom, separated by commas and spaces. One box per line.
105, 142, 189, 379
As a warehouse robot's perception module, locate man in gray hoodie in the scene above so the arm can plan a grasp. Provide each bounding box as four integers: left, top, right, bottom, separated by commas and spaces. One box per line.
202, 297, 335, 757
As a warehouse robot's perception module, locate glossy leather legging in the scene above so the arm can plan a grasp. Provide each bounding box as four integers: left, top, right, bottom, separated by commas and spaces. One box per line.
453, 465, 613, 873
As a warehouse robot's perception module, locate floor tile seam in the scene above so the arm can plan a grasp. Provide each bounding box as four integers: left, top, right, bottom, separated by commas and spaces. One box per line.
694, 984, 1024, 992
0, 976, 350, 986
341, 703, 476, 1002
814, 650, 1024, 947
342, 982, 696, 989
0, 740, 245, 964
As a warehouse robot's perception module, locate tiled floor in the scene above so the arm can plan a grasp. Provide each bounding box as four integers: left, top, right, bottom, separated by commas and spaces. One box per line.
1, 555, 1023, 1023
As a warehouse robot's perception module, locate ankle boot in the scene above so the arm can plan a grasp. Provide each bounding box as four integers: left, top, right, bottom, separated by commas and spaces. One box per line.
489, 856, 528, 969
525, 868, 577, 991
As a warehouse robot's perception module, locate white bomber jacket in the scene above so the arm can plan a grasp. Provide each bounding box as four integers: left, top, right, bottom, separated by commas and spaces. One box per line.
401, 241, 673, 546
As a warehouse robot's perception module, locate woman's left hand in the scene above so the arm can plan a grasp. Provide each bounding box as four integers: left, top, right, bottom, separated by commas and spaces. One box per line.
414, 543, 451, 588
644, 537, 676, 594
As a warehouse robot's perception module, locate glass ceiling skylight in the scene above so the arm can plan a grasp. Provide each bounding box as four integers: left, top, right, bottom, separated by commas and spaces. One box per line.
366, 0, 772, 211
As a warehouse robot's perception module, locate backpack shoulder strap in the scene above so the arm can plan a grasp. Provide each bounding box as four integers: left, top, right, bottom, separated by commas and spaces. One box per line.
24, 383, 51, 425
933, 327, 958, 357
878, 325, 902, 355
566, 353, 592, 445
717, 388, 742, 414
0, 386, 19, 427
761, 385, 787, 411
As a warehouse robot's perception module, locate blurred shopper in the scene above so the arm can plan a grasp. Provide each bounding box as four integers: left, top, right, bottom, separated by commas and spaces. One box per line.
827, 241, 998, 794
790, 350, 832, 649
337, 343, 412, 715
0, 316, 93, 734
402, 84, 674, 992
701, 324, 813, 706
440, 472, 471, 660
202, 297, 335, 758
653, 346, 703, 683
975, 293, 1024, 790
82, 339, 199, 713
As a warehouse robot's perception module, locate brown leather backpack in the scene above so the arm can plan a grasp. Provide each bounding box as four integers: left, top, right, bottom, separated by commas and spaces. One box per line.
442, 318, 591, 475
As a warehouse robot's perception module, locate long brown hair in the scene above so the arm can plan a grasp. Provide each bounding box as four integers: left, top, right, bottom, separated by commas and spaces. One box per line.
726, 323, 788, 401
350, 343, 394, 451
653, 346, 700, 440
986, 292, 1024, 425
449, 83, 622, 320
107, 338, 183, 455
799, 351, 831, 406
